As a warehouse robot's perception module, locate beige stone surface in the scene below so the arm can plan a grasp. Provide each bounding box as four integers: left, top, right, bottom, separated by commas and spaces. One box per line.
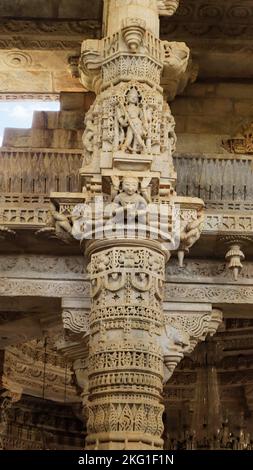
32, 111, 85, 130
2, 128, 83, 149
0, 70, 53, 93
176, 134, 230, 154
1, 0, 253, 453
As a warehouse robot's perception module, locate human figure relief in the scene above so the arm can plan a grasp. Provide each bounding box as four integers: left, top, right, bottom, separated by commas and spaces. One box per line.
50, 206, 72, 234
116, 87, 151, 154
113, 176, 147, 216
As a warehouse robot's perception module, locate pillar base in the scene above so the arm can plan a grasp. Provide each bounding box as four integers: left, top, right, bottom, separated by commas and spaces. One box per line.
86, 432, 163, 450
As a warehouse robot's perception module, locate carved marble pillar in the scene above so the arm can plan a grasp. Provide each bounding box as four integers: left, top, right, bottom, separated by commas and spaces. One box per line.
51, 0, 222, 450
85, 240, 166, 449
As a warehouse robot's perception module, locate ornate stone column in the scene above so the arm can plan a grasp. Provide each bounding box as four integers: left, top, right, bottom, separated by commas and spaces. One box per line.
85, 240, 166, 449
51, 0, 221, 450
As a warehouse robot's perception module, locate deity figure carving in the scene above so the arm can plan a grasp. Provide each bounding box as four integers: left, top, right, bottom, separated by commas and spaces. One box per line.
112, 177, 147, 222
116, 87, 152, 154
51, 209, 72, 235
37, 203, 73, 243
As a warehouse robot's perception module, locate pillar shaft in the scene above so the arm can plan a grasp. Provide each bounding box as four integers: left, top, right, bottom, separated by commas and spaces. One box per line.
85, 240, 165, 449
54, 0, 215, 451
104, 0, 159, 37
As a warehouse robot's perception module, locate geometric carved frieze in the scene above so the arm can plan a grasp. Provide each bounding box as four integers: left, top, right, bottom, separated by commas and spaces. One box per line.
0, 279, 89, 298
225, 318, 253, 330
2, 274, 253, 307
0, 93, 59, 102
163, 387, 195, 402
221, 336, 253, 353
2, 255, 253, 288
167, 259, 253, 283
0, 255, 86, 279
204, 212, 253, 234
165, 283, 253, 304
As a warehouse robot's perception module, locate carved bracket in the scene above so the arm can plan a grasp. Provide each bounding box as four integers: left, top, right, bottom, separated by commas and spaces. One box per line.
161, 305, 223, 381
61, 298, 90, 336
157, 0, 180, 16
